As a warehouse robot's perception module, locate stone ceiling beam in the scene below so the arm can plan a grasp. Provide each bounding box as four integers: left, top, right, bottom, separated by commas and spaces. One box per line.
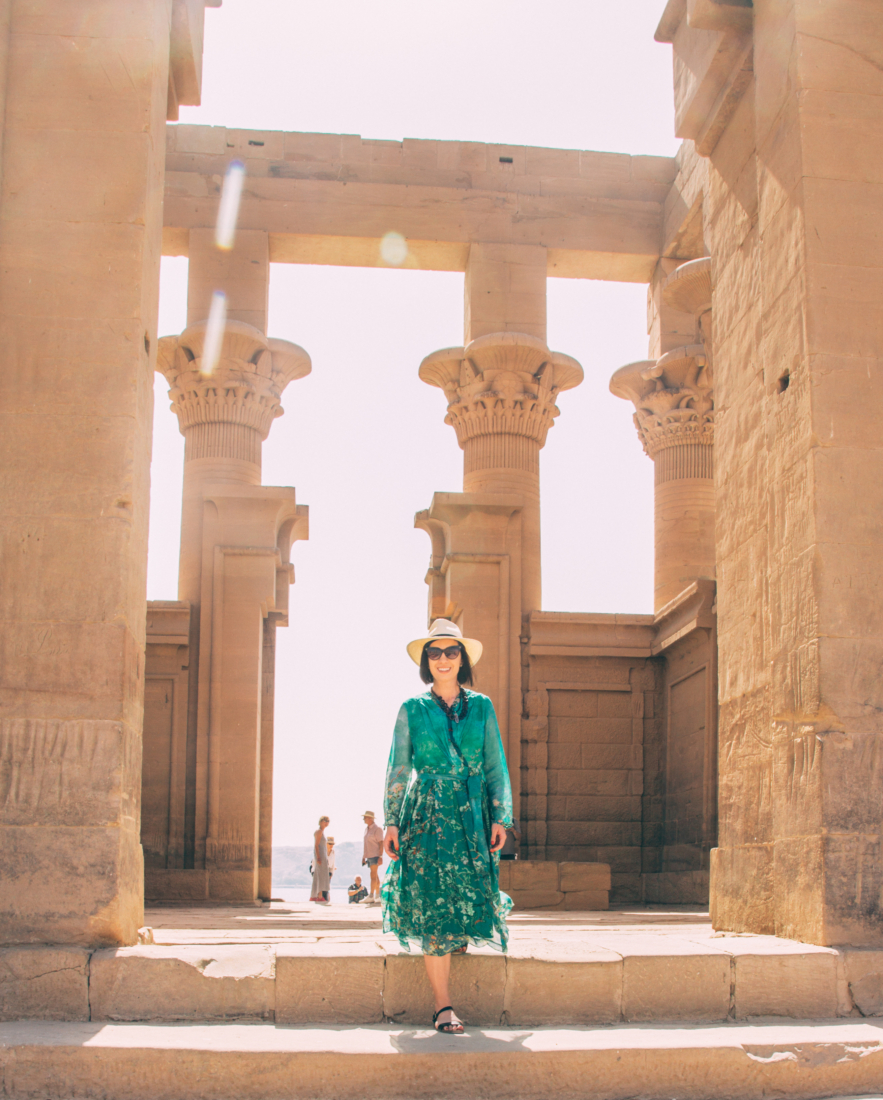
163, 126, 678, 284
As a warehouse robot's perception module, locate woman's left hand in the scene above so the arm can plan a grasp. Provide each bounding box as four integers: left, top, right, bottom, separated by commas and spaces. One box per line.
489, 823, 506, 853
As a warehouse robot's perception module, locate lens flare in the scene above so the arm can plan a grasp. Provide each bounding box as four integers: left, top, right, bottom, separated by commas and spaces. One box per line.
202, 291, 227, 374
380, 231, 408, 266
215, 160, 245, 251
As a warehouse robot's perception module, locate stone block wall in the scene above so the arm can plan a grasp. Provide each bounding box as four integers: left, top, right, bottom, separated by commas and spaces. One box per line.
498, 860, 611, 911
657, 0, 883, 945
522, 613, 663, 904
523, 585, 717, 906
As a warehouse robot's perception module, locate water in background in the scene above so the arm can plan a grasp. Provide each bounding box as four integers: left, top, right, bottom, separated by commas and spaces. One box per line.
273, 841, 385, 905
273, 887, 366, 906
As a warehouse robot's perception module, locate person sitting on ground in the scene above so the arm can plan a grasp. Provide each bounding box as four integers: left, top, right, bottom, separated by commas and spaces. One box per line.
348, 875, 368, 904
362, 810, 384, 904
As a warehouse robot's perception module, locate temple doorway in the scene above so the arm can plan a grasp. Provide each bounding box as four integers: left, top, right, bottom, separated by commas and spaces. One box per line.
145, 257, 652, 900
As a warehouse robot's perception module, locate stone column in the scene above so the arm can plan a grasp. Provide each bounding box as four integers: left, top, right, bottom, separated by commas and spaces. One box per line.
153, 321, 310, 900
160, 321, 309, 605
689, 0, 883, 946
417, 332, 582, 844
464, 243, 548, 343
420, 333, 583, 614
187, 228, 270, 333
0, 0, 205, 947
610, 258, 715, 613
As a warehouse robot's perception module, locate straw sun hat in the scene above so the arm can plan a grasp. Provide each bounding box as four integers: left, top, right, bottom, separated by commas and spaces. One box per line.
406, 619, 483, 667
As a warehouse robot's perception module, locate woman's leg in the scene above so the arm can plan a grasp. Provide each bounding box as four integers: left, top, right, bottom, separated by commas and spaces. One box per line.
423, 954, 463, 1029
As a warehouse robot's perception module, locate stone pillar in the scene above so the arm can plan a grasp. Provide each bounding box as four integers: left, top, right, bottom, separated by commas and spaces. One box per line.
464, 243, 548, 343
659, 0, 883, 945
610, 259, 715, 613
417, 331, 582, 834
187, 228, 270, 333
162, 321, 307, 606
420, 333, 583, 616
0, 0, 206, 946
150, 321, 310, 901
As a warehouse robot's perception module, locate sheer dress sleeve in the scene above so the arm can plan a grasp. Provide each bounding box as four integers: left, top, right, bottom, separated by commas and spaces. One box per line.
384, 703, 414, 827
482, 698, 513, 827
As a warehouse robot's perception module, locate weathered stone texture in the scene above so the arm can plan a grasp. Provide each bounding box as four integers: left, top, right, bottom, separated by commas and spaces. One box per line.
666, 0, 883, 945
0, 0, 183, 946
90, 946, 275, 1022
276, 943, 385, 1025
0, 947, 89, 1021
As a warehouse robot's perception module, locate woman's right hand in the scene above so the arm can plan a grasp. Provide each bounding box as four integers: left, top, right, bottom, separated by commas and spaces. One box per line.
384, 826, 400, 861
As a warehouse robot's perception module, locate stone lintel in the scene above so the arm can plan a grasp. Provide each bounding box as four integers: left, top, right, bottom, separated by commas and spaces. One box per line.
146, 602, 191, 647
163, 126, 676, 282
525, 610, 656, 660
651, 578, 716, 655
425, 491, 524, 526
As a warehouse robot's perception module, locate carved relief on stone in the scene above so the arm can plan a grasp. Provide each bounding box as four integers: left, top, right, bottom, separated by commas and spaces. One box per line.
610, 346, 713, 462
419, 332, 583, 457
157, 321, 311, 442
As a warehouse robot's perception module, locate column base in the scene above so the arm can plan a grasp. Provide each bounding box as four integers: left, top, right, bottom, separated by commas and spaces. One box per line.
711, 838, 883, 946
0, 825, 143, 946
144, 869, 261, 905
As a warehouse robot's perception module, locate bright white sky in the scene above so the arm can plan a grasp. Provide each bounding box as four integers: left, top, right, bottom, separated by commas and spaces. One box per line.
148, 1, 680, 847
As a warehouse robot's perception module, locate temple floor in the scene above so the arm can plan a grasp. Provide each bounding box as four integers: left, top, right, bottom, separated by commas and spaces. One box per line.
144, 896, 715, 947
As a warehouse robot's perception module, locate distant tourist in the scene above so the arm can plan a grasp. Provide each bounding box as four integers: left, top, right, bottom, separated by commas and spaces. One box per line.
500, 818, 521, 860
382, 620, 512, 1034
327, 836, 337, 882
362, 810, 384, 904
348, 875, 368, 904
309, 815, 331, 904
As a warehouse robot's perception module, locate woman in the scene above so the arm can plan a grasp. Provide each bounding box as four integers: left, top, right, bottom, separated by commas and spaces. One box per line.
309, 815, 331, 904
381, 619, 513, 1034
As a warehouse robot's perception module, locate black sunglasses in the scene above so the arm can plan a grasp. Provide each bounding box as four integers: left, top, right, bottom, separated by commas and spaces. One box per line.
426, 644, 463, 661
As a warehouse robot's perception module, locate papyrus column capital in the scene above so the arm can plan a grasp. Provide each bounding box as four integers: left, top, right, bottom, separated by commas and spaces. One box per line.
611, 256, 715, 613
661, 256, 712, 319
419, 331, 582, 618
157, 320, 311, 446
610, 347, 714, 468
419, 332, 583, 469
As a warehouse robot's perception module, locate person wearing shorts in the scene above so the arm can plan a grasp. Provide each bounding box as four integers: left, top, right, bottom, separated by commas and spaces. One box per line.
362, 811, 384, 903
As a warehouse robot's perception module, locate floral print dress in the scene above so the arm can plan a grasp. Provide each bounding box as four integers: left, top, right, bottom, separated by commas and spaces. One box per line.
381, 688, 514, 955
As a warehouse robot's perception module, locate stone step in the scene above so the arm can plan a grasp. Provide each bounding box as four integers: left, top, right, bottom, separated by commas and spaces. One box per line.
3, 1019, 883, 1100
4, 934, 881, 1026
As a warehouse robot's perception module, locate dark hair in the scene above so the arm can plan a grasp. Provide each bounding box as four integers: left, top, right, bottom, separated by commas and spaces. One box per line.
419, 641, 473, 687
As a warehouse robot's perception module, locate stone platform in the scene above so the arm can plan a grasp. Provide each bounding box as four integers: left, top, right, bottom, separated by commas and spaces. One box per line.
3, 1019, 883, 1100
4, 901, 883, 1099
3, 900, 883, 1026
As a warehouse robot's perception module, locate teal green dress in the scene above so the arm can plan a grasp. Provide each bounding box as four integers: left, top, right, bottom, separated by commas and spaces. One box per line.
381, 688, 514, 955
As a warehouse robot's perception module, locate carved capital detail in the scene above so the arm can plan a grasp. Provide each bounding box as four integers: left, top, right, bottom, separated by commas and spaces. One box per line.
157, 321, 311, 445
610, 345, 714, 461
419, 333, 583, 458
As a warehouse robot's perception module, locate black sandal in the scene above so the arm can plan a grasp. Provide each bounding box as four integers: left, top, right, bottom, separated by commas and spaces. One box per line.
432, 1005, 464, 1033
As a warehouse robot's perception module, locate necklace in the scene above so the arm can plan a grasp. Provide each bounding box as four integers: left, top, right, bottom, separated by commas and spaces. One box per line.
432, 687, 469, 724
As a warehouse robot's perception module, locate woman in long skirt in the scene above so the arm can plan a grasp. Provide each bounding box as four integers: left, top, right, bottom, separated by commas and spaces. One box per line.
381, 620, 513, 1033
310, 815, 331, 904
